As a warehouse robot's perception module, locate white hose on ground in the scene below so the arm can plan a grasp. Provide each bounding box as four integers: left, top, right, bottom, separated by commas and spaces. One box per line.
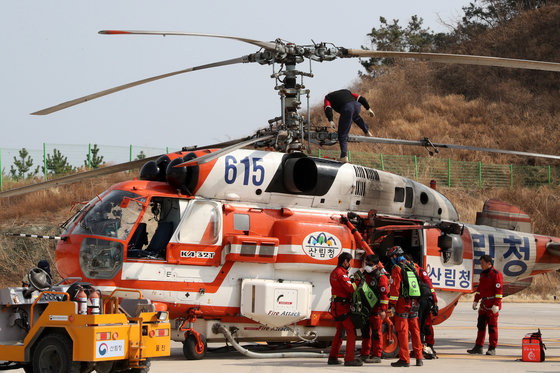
212, 323, 328, 359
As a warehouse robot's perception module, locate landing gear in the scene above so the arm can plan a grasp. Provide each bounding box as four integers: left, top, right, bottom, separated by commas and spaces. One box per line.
183, 333, 207, 360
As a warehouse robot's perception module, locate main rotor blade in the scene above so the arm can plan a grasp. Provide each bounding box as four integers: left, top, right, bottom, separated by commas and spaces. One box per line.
0, 156, 160, 198
99, 30, 278, 51
176, 135, 274, 167
0, 137, 251, 198
31, 55, 252, 115
345, 50, 560, 72
348, 135, 560, 160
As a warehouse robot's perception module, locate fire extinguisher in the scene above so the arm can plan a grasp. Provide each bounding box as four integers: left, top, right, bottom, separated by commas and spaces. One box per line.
76, 287, 88, 315
87, 289, 102, 315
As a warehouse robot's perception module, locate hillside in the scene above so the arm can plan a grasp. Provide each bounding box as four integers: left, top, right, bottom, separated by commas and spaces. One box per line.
1, 4, 559, 295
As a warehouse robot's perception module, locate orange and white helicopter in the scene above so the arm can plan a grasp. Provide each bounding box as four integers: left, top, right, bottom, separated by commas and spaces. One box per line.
3, 31, 560, 359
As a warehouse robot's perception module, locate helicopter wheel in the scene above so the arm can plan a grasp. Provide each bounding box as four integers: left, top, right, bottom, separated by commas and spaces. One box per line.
381, 321, 399, 359
183, 333, 207, 360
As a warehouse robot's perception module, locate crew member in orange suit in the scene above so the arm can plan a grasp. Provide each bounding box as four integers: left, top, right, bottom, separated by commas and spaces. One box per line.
324, 89, 374, 163
387, 246, 423, 367
467, 254, 503, 355
405, 254, 438, 356
328, 252, 363, 366
358, 254, 389, 363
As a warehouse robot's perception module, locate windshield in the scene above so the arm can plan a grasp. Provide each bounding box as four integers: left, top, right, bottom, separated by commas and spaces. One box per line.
73, 190, 145, 240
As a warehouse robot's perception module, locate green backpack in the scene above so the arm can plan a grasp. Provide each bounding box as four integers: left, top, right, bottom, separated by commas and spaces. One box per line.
350, 280, 379, 328
400, 262, 421, 298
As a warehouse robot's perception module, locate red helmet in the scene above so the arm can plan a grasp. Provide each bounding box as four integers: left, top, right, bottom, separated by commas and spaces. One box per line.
386, 245, 404, 257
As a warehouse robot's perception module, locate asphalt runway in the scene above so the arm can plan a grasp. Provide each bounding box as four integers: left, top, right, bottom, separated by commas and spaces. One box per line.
13, 302, 560, 372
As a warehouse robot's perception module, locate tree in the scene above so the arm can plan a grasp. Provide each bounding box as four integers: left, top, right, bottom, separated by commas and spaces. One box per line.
360, 16, 445, 75
9, 148, 39, 180
135, 151, 146, 161
44, 148, 74, 175
84, 144, 105, 169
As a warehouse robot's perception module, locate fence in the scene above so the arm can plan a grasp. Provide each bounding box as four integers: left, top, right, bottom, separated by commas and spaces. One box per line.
0, 144, 169, 191
314, 149, 559, 189
0, 144, 558, 191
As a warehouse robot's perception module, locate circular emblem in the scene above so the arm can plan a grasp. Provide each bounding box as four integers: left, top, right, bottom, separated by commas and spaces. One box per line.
380, 287, 386, 292
496, 283, 501, 288
98, 343, 108, 356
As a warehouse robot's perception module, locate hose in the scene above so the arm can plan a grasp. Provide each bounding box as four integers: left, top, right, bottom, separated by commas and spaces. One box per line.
212, 323, 328, 359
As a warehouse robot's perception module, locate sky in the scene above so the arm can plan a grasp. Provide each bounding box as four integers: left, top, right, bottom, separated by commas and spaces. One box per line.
1, 0, 470, 152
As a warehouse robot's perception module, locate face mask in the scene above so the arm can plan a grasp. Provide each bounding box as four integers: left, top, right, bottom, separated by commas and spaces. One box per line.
364, 265, 373, 273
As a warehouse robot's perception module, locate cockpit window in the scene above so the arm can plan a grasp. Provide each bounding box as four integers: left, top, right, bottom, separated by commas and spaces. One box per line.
61, 191, 110, 235
73, 190, 145, 240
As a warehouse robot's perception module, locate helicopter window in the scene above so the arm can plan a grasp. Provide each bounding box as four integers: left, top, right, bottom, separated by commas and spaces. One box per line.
62, 191, 110, 235
405, 187, 413, 208
177, 201, 221, 245
234, 214, 250, 231
394, 187, 405, 203
80, 237, 123, 279
73, 190, 145, 240
420, 192, 429, 205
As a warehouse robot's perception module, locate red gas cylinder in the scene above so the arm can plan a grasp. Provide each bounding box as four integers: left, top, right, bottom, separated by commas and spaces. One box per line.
76, 288, 88, 315
87, 290, 101, 315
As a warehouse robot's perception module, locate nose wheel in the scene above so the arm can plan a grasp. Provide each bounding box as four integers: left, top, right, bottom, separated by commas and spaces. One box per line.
183, 332, 207, 360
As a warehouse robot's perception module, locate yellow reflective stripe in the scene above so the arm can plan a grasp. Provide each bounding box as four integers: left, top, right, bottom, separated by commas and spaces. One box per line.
380, 300, 389, 304
430, 289, 435, 293
389, 296, 399, 301
352, 283, 357, 290
495, 294, 503, 298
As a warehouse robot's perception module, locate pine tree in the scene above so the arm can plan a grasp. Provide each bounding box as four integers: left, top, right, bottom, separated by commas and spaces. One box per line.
9, 148, 39, 180
135, 151, 146, 160
44, 149, 74, 175
84, 144, 105, 169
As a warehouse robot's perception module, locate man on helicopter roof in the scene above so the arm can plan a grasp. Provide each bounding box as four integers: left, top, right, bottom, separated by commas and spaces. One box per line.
324, 89, 375, 163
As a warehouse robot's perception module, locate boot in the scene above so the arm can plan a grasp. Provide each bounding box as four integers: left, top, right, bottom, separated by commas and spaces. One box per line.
370, 356, 382, 363
327, 357, 341, 365
344, 359, 363, 366
486, 347, 496, 356
339, 156, 348, 163
366, 130, 373, 137
360, 355, 376, 363
391, 359, 410, 367
416, 359, 423, 366
467, 345, 483, 354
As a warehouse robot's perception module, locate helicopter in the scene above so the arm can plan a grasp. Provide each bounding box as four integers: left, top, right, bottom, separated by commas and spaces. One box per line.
2, 30, 560, 360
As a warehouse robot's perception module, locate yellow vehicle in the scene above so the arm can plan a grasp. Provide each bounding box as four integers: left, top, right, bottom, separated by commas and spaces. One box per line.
0, 270, 170, 373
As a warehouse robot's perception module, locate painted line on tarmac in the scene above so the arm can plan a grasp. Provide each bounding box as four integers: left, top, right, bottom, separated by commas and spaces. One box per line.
439, 354, 560, 362
437, 326, 560, 330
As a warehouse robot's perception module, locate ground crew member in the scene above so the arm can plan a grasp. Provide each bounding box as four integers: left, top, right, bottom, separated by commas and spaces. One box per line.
405, 254, 438, 357
328, 252, 363, 366
387, 246, 423, 367
357, 254, 389, 363
324, 89, 374, 163
467, 254, 503, 355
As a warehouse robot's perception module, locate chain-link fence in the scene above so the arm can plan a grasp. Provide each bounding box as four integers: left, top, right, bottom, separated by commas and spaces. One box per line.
1, 144, 558, 191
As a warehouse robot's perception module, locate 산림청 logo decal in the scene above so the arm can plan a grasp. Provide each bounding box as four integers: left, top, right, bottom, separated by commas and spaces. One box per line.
98, 342, 108, 356
302, 232, 342, 260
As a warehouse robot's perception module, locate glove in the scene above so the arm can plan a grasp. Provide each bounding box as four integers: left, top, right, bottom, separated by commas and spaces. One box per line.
329, 120, 336, 129
367, 108, 375, 117
491, 305, 499, 314
472, 302, 478, 310
431, 305, 439, 316
388, 306, 395, 316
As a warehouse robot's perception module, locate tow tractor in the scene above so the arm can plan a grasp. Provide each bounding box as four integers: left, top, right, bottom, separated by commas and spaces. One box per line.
0, 267, 170, 372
